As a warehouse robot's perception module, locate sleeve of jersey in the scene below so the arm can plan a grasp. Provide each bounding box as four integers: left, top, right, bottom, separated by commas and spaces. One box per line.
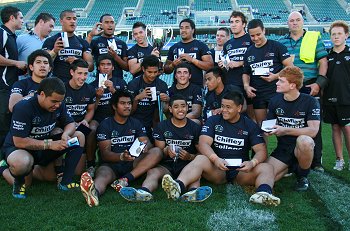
88, 85, 96, 104
81, 39, 92, 53
200, 117, 215, 137
96, 120, 111, 142
127, 48, 136, 60
90, 39, 97, 56
58, 103, 75, 126
10, 81, 24, 95
192, 123, 201, 145
152, 122, 165, 141
121, 41, 128, 58
159, 81, 169, 95
306, 97, 321, 121
11, 102, 32, 138
192, 85, 203, 105
277, 42, 291, 61
127, 80, 137, 97
42, 37, 54, 50
248, 121, 265, 146
0, 29, 4, 52
242, 52, 251, 74
199, 41, 211, 56
166, 45, 174, 61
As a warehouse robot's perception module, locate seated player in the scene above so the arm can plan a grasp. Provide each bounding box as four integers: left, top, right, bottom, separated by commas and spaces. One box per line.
162, 91, 280, 205
79, 90, 163, 207
265, 66, 320, 191
119, 94, 208, 202
2, 77, 84, 199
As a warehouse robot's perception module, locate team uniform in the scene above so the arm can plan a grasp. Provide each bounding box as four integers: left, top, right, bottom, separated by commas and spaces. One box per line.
90, 36, 128, 79
323, 45, 350, 126
127, 44, 154, 78
153, 119, 201, 177
243, 40, 290, 109
201, 114, 264, 181
10, 78, 40, 97
42, 33, 91, 82
96, 116, 147, 176
209, 48, 222, 66
89, 77, 127, 123
267, 93, 320, 167
167, 40, 211, 86
168, 83, 203, 115
127, 76, 169, 138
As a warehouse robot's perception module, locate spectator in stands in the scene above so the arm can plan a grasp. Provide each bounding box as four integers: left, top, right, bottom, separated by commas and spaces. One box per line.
0, 6, 26, 146
86, 14, 128, 79
243, 19, 293, 127
127, 22, 160, 78
265, 66, 320, 192
279, 11, 328, 172
164, 18, 214, 87
210, 27, 230, 66
324, 20, 350, 171
17, 13, 55, 79
43, 10, 93, 83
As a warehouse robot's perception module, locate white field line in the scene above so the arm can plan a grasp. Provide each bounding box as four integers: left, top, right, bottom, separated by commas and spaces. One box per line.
207, 184, 279, 231
309, 171, 350, 228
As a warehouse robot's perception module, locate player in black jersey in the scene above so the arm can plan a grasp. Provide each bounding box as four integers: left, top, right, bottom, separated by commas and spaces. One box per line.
265, 66, 320, 192
9, 49, 52, 112
119, 94, 205, 202
80, 91, 163, 207
162, 91, 280, 205
210, 27, 230, 66
167, 63, 202, 124
87, 14, 129, 79
2, 77, 84, 199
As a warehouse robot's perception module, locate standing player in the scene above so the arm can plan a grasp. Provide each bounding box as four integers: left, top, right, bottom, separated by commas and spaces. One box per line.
265, 66, 320, 191
80, 91, 163, 207
164, 18, 213, 87
210, 27, 230, 66
324, 21, 350, 170
87, 14, 129, 79
243, 19, 293, 126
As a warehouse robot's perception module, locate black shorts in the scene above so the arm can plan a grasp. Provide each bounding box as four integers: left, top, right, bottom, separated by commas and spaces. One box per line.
226, 167, 240, 182
252, 90, 275, 109
323, 105, 350, 126
101, 161, 134, 178
159, 159, 190, 178
270, 143, 297, 167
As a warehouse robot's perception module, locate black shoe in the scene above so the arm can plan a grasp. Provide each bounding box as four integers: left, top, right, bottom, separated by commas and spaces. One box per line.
12, 179, 26, 199
295, 177, 309, 192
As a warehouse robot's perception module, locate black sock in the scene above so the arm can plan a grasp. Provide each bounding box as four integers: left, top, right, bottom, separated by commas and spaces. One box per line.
140, 187, 151, 193
175, 180, 185, 194
54, 165, 64, 175
256, 184, 272, 194
296, 165, 310, 179
87, 160, 95, 168
9, 169, 26, 184
123, 172, 135, 183
61, 147, 83, 185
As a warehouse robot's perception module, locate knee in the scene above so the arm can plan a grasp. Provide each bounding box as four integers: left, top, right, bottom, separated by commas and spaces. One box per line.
296, 135, 315, 153
254, 162, 274, 175
8, 152, 33, 174
74, 131, 85, 147
192, 155, 210, 166
148, 147, 163, 159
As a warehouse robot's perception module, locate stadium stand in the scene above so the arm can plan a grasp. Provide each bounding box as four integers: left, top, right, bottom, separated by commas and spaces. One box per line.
192, 0, 232, 11
0, 0, 36, 16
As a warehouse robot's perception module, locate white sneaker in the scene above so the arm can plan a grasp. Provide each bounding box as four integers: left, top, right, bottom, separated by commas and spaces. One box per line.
249, 191, 280, 206
333, 159, 345, 171
120, 187, 153, 202
162, 174, 181, 200
179, 186, 212, 202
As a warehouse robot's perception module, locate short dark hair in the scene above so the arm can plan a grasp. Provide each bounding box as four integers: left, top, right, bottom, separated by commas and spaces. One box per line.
34, 12, 55, 26
132, 21, 146, 30
217, 27, 230, 36
174, 62, 192, 75
169, 94, 187, 107
69, 59, 89, 71
110, 90, 133, 107
37, 77, 66, 96
247, 19, 264, 31
27, 50, 53, 75
141, 55, 159, 69
229, 11, 247, 25
206, 66, 226, 83
97, 54, 114, 66
1, 6, 21, 24
179, 18, 196, 36
99, 13, 113, 23
222, 90, 244, 106
60, 10, 75, 20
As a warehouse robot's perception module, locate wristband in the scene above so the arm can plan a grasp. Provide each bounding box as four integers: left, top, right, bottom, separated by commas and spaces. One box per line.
209, 154, 219, 163
315, 74, 328, 89
43, 139, 48, 150
120, 152, 124, 161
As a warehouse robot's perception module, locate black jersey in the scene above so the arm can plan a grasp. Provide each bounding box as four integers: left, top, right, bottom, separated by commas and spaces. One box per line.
209, 48, 222, 66
167, 40, 211, 86
128, 76, 169, 129
11, 78, 39, 96
223, 34, 252, 86
42, 33, 91, 82
168, 83, 203, 113
324, 45, 350, 105
96, 116, 147, 154
267, 93, 320, 145
90, 36, 128, 79
127, 44, 154, 78
201, 115, 264, 160
89, 76, 127, 123
64, 82, 96, 122
243, 40, 290, 93
3, 95, 74, 148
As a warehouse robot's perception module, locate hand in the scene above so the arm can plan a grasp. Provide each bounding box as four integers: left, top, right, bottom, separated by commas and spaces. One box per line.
269, 125, 288, 137
78, 120, 89, 128
151, 48, 160, 58
53, 37, 64, 53
108, 46, 118, 57
95, 87, 104, 98
60, 133, 71, 142
212, 108, 222, 115
120, 150, 135, 161
260, 73, 278, 83
159, 93, 169, 102
218, 60, 224, 68
179, 53, 193, 62
15, 61, 27, 70
244, 85, 257, 98
228, 61, 241, 69
89, 22, 103, 37
236, 160, 254, 172
214, 158, 229, 171
179, 149, 192, 161
137, 87, 152, 100
50, 139, 68, 151
167, 146, 177, 159
64, 56, 77, 64
305, 83, 320, 96
172, 58, 182, 67
104, 79, 115, 93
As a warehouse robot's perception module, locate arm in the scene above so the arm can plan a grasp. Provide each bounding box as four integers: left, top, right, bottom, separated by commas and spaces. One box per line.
186, 104, 202, 119
243, 73, 256, 98
261, 57, 294, 82
238, 143, 267, 173
181, 54, 214, 71
269, 120, 320, 138
85, 22, 103, 44
13, 136, 68, 151
9, 93, 24, 112
108, 47, 129, 71
128, 58, 142, 76
83, 51, 94, 72
0, 55, 26, 70
98, 140, 127, 162
61, 122, 76, 142
82, 103, 95, 125
131, 88, 150, 114
163, 58, 182, 74
197, 135, 228, 170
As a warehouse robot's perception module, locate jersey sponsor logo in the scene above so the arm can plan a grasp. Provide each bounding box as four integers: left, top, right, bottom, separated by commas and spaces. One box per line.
215, 125, 224, 132
226, 44, 232, 50
12, 120, 26, 131
137, 52, 145, 58
275, 108, 284, 116
214, 135, 244, 146
97, 43, 105, 48
228, 47, 247, 56
237, 129, 248, 136
58, 49, 83, 56
97, 133, 107, 140
31, 122, 56, 135
277, 117, 305, 128
197, 94, 202, 102
164, 131, 173, 138
66, 104, 87, 116
265, 52, 275, 57
250, 60, 273, 69
174, 52, 197, 60
11, 87, 22, 94
345, 56, 350, 61
165, 139, 192, 147
231, 56, 244, 61
294, 111, 306, 116
312, 109, 320, 116
98, 48, 108, 54
111, 135, 134, 144
201, 125, 209, 133
282, 52, 290, 57
153, 133, 160, 139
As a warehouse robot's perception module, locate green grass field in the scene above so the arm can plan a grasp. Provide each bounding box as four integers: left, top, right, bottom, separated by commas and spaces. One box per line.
1, 123, 350, 231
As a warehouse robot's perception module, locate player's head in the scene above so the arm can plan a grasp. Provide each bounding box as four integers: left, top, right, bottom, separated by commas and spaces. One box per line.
169, 94, 188, 120
37, 77, 66, 112
110, 90, 133, 117
247, 19, 266, 47
99, 14, 115, 36
132, 21, 147, 44
221, 90, 244, 121
330, 20, 349, 47
1, 6, 23, 29
97, 54, 114, 75
216, 27, 230, 46
277, 66, 304, 92
27, 49, 53, 78
60, 10, 77, 33
229, 11, 247, 35
287, 11, 304, 33
179, 18, 196, 40
205, 66, 226, 91
141, 55, 159, 82
69, 59, 89, 88
34, 13, 55, 37
174, 63, 191, 85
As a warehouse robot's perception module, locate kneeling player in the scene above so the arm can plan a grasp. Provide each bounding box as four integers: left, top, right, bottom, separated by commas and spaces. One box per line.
162, 91, 280, 205
80, 91, 163, 207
